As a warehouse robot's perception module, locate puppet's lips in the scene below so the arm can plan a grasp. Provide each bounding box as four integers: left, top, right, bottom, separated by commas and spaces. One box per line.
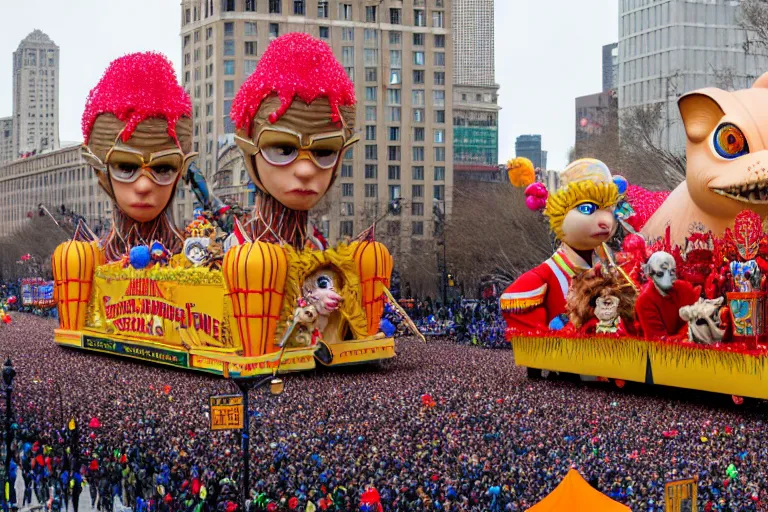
712, 183, 768, 203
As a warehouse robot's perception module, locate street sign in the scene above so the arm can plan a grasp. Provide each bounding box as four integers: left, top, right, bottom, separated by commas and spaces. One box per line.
209, 394, 244, 431
665, 478, 697, 512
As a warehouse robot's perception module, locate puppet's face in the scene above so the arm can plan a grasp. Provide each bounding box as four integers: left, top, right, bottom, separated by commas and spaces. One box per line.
645, 252, 677, 292
560, 202, 617, 251
594, 293, 619, 322
302, 268, 343, 316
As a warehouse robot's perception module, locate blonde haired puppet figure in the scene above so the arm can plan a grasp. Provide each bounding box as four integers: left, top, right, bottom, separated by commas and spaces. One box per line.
500, 158, 629, 332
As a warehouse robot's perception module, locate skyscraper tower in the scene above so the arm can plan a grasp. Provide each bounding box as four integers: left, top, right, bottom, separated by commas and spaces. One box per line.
12, 29, 60, 157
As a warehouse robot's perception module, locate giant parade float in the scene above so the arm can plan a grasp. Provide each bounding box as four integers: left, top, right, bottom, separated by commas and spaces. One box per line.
502, 76, 768, 401
51, 35, 408, 378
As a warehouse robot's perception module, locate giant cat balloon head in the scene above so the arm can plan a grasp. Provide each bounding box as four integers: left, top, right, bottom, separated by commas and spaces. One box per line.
679, 73, 768, 220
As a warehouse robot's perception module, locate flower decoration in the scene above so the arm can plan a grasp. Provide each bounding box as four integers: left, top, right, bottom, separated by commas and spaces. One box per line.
507, 157, 536, 188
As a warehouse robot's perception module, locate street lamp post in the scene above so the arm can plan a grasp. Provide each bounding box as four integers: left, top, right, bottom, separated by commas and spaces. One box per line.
233, 375, 284, 512
2, 359, 15, 512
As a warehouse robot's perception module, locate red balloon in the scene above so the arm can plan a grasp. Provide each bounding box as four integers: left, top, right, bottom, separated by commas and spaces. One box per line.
267, 503, 278, 512
580, 118, 588, 127
289, 497, 299, 510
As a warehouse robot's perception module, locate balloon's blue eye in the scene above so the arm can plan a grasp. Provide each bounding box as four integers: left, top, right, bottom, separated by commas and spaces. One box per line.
577, 203, 598, 215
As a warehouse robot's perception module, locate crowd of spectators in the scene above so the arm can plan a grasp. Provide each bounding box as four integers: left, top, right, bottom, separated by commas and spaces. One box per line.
401, 299, 508, 349
1, 313, 766, 511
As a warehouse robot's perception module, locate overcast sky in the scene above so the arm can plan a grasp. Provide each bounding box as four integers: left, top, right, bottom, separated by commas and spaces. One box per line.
0, 0, 617, 170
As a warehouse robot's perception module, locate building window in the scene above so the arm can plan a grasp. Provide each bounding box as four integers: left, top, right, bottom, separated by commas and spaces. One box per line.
224, 40, 235, 56
244, 41, 257, 56
224, 80, 235, 97
434, 34, 445, 48
185, 8, 191, 23
224, 0, 235, 11
244, 22, 257, 36
413, 147, 424, 161
413, 109, 424, 123
434, 166, 445, 181
364, 28, 378, 43
389, 127, 400, 141
206, 27, 213, 39
244, 59, 257, 76
413, 70, 425, 84
388, 165, 401, 180
365, 184, 378, 198
224, 60, 235, 75
388, 146, 401, 161
294, 0, 305, 15
389, 185, 401, 200
345, 67, 355, 81
434, 71, 445, 86
365, 125, 377, 140
432, 11, 444, 28
412, 202, 424, 216
344, 148, 354, 160
340, 3, 352, 20
340, 221, 354, 237
414, 9, 425, 26
364, 49, 378, 66
434, 110, 445, 124
390, 69, 401, 85
434, 185, 444, 200
319, 26, 330, 39
387, 107, 401, 122
341, 164, 353, 177
412, 90, 425, 107
269, 23, 279, 38
412, 166, 424, 180
365, 106, 377, 121
434, 129, 445, 144
342, 28, 354, 41
224, 22, 234, 37
390, 8, 402, 24
387, 89, 401, 105
413, 51, 425, 66
365, 5, 377, 22
365, 67, 377, 82
434, 147, 445, 161
206, 103, 214, 116
390, 50, 402, 67
365, 164, 378, 179
413, 33, 425, 46
342, 47, 355, 67
340, 202, 354, 216
433, 90, 445, 107
342, 183, 354, 197
269, 0, 281, 13
412, 184, 424, 198
365, 145, 378, 160
389, 31, 401, 45
245, 0, 256, 11
412, 221, 424, 235
434, 52, 445, 66
184, 35, 191, 48
318, 0, 329, 17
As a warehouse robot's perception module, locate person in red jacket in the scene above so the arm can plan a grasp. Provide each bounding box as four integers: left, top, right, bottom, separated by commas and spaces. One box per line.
635, 251, 700, 338
501, 159, 623, 332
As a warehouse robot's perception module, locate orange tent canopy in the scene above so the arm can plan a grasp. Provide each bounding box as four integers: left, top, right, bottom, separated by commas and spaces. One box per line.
527, 469, 631, 512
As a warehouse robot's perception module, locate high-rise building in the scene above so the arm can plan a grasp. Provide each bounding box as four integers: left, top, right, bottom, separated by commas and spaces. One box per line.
515, 134, 546, 170
0, 117, 13, 164
12, 30, 60, 159
575, 91, 616, 142
0, 144, 109, 237
602, 42, 618, 92
179, 0, 453, 252
618, 0, 768, 154
452, 0, 499, 176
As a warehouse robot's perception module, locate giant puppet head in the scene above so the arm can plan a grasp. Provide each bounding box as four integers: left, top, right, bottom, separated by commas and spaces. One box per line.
81, 53, 195, 226
544, 159, 620, 251
231, 33, 357, 212
643, 251, 677, 294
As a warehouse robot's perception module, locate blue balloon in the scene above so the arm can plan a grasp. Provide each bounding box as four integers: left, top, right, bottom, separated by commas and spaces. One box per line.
129, 245, 151, 269
381, 318, 396, 337
613, 175, 628, 194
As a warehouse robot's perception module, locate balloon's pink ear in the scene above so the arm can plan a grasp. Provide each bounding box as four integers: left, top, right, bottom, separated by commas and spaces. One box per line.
678, 92, 726, 144
753, 72, 768, 89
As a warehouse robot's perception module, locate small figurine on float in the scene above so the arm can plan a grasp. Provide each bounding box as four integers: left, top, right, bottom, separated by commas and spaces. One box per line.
566, 266, 636, 335
679, 297, 725, 344
635, 252, 700, 339
501, 158, 628, 331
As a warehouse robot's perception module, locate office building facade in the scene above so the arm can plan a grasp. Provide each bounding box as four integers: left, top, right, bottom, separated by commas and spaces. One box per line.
0, 144, 110, 237
618, 0, 768, 153
12, 30, 60, 159
603, 42, 618, 92
515, 134, 546, 170
0, 117, 12, 165
179, 0, 453, 250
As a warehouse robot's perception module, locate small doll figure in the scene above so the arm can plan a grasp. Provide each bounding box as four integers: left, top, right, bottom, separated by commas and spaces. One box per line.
567, 266, 637, 336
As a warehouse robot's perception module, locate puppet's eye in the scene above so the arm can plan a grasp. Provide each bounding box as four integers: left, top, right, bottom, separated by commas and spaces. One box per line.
713, 123, 749, 159
577, 202, 598, 215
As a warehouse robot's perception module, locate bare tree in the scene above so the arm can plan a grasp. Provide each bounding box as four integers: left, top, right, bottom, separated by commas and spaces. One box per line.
0, 216, 72, 281
739, 0, 768, 57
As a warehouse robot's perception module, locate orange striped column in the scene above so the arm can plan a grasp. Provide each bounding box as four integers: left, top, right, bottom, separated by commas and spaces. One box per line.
352, 241, 393, 336
51, 241, 102, 330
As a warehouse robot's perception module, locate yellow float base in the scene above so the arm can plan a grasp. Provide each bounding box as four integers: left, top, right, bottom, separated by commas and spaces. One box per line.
315, 336, 396, 366
512, 335, 768, 400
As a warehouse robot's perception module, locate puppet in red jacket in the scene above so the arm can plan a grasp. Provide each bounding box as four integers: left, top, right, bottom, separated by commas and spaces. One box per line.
501, 158, 624, 332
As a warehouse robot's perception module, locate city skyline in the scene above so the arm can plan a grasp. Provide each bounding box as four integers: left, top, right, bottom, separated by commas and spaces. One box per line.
0, 0, 619, 171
